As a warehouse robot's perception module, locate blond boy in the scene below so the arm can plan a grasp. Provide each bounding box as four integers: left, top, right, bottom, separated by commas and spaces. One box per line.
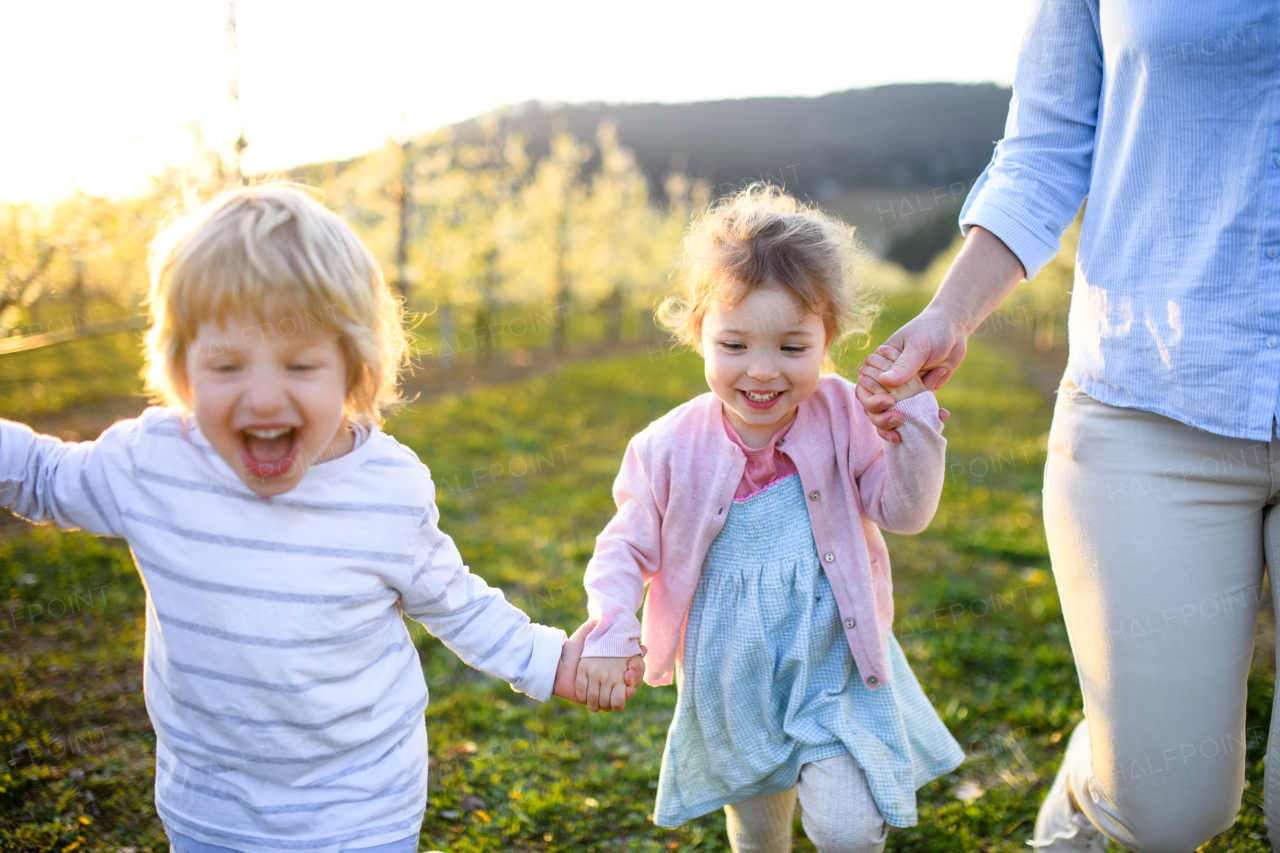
0, 185, 641, 853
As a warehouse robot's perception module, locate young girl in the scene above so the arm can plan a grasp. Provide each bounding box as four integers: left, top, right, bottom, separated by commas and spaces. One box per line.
577, 186, 964, 852
0, 184, 643, 853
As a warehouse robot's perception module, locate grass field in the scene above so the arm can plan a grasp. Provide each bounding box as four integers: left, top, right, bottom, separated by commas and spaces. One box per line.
0, 295, 1273, 852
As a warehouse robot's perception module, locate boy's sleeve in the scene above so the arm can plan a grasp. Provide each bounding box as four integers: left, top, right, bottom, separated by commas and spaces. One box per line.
400, 478, 565, 702
581, 438, 659, 659
851, 390, 946, 535
0, 418, 126, 537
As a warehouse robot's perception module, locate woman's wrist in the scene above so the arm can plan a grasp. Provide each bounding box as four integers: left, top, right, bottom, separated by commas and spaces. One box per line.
928, 226, 1026, 337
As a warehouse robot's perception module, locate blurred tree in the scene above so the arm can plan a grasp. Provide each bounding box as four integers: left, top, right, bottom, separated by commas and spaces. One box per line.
413, 119, 530, 365
584, 121, 652, 344
518, 130, 590, 354
0, 204, 55, 332
884, 204, 963, 272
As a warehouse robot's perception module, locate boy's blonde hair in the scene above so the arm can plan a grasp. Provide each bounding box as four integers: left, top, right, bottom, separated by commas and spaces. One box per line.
659, 184, 877, 351
144, 183, 408, 424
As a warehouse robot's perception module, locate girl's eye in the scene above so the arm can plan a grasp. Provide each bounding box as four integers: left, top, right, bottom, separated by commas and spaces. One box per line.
720, 342, 746, 352
782, 345, 807, 354
288, 363, 317, 372
212, 362, 240, 373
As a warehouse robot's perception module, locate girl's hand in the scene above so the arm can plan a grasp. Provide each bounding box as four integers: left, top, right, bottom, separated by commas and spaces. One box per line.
553, 621, 645, 710
857, 344, 950, 443
858, 350, 927, 403
576, 656, 635, 713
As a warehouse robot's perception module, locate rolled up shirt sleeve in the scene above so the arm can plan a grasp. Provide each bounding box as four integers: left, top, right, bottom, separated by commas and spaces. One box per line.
959, 0, 1102, 279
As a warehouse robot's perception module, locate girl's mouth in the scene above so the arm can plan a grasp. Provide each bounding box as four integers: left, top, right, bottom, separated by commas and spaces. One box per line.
237, 426, 300, 479
740, 389, 783, 410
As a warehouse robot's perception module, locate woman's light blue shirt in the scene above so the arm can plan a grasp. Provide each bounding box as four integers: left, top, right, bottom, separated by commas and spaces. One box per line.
960, 1, 1278, 440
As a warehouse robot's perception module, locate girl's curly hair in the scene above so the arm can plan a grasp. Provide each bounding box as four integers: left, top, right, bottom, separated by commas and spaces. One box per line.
658, 183, 877, 352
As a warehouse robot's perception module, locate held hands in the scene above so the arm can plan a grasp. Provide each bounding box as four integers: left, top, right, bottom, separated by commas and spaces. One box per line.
857, 349, 928, 404
574, 656, 636, 713
552, 621, 646, 712
855, 227, 1027, 442
856, 342, 951, 444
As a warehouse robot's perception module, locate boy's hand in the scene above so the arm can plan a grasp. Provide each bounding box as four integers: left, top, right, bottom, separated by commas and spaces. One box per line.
553, 622, 645, 711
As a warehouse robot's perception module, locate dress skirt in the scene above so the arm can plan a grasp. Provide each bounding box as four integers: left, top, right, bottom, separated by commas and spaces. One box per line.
653, 473, 963, 828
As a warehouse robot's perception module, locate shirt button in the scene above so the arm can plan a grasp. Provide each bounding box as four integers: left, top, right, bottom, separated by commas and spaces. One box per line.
824, 552, 835, 563
809, 490, 820, 501
1274, 154, 1280, 167
1269, 247, 1279, 259
844, 617, 856, 628
866, 676, 878, 686
1269, 337, 1279, 348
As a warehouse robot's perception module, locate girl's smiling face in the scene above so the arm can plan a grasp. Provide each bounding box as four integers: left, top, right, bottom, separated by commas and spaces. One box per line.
700, 284, 829, 449
182, 312, 354, 497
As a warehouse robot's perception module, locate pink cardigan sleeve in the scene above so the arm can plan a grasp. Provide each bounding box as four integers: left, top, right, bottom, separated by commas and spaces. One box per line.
850, 389, 946, 535
581, 437, 660, 658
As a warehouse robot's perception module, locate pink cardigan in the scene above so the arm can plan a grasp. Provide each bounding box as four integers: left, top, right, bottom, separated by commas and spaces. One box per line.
582, 374, 945, 690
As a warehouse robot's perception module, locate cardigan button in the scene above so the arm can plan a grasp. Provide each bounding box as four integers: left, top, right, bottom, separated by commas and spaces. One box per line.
844, 617, 855, 629
823, 552, 835, 563
809, 490, 820, 501
866, 675, 878, 687
775, 438, 786, 447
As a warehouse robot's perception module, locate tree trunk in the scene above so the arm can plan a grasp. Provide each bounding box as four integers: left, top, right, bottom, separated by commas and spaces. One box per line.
552, 206, 570, 355
640, 307, 655, 340
393, 140, 413, 301
478, 248, 500, 365
604, 283, 625, 345
438, 302, 454, 371
71, 261, 87, 329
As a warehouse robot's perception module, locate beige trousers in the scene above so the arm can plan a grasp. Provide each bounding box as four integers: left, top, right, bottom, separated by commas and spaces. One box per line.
1043, 379, 1278, 853
723, 754, 888, 853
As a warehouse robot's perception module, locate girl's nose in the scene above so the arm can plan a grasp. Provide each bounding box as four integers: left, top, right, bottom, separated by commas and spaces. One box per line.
745, 355, 780, 381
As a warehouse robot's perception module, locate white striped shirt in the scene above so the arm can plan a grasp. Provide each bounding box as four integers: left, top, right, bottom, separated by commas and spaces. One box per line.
0, 408, 565, 853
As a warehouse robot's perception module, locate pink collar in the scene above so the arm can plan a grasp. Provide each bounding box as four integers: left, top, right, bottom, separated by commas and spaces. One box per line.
720, 409, 799, 499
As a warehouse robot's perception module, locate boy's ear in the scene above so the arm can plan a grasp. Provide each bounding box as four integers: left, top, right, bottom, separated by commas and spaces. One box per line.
174, 375, 193, 408
172, 352, 194, 408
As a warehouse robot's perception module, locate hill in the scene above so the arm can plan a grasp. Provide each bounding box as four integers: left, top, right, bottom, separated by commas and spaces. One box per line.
459, 83, 1008, 198
451, 83, 1011, 254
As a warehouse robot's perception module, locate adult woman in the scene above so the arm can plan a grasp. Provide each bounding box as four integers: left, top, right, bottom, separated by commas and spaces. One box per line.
858, 4, 1278, 852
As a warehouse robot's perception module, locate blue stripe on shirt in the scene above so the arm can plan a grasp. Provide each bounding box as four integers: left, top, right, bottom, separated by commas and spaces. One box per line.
124, 509, 414, 564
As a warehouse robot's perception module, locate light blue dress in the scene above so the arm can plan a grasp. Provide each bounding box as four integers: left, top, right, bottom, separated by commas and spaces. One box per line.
652, 473, 963, 828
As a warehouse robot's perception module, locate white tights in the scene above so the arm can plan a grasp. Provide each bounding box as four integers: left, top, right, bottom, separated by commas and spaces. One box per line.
723, 754, 888, 853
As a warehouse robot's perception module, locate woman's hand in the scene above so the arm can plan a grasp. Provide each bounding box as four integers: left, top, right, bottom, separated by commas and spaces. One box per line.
858, 226, 1026, 442
856, 311, 968, 442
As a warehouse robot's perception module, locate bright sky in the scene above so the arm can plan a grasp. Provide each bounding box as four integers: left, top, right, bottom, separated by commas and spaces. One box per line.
0, 1, 1032, 203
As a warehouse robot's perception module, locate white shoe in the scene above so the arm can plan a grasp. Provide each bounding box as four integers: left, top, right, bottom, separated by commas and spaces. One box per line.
1029, 724, 1109, 851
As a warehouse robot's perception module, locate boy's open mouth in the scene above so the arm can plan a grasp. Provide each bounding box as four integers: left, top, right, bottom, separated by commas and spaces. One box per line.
741, 389, 783, 410
237, 426, 300, 479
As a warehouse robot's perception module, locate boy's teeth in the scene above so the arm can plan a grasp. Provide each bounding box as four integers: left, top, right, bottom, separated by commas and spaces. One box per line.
245, 427, 291, 439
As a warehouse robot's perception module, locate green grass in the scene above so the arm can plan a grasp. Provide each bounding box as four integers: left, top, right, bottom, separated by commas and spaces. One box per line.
0, 331, 146, 420
0, 296, 1272, 851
